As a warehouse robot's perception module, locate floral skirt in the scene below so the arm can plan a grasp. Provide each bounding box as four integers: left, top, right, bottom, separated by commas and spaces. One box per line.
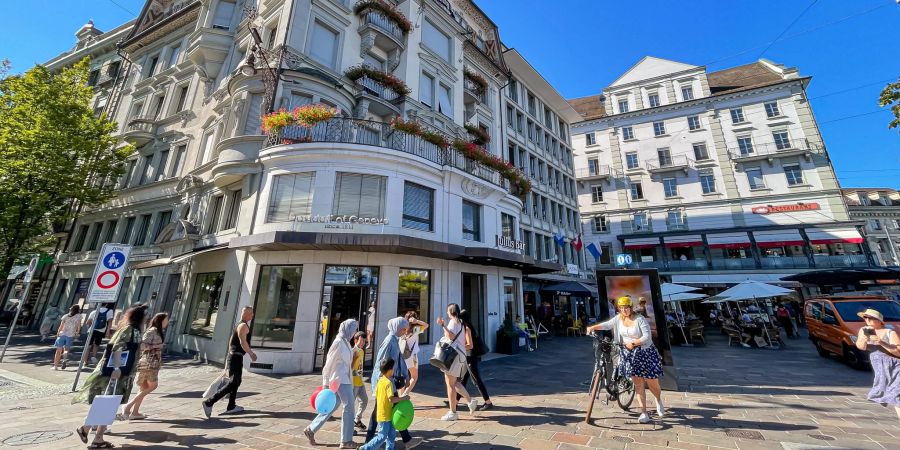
868, 351, 900, 407
619, 345, 664, 380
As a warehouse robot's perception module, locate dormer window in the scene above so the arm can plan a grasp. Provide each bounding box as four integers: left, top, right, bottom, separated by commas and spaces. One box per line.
647, 92, 660, 108
681, 86, 694, 101
618, 98, 629, 114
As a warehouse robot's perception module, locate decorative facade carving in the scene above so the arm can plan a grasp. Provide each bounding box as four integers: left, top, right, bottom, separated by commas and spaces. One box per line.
461, 178, 491, 199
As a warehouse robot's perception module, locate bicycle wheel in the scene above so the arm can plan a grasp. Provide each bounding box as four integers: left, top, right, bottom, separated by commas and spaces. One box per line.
615, 376, 635, 411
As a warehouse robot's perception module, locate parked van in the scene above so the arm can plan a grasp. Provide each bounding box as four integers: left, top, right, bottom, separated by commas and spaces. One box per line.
804, 296, 900, 369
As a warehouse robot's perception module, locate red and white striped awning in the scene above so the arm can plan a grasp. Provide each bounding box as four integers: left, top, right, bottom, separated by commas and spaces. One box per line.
624, 237, 660, 250
753, 230, 804, 248
706, 232, 751, 249
664, 235, 704, 248
806, 227, 863, 245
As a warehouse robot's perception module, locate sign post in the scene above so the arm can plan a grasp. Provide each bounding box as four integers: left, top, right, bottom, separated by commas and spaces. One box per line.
0, 256, 40, 363
72, 244, 131, 391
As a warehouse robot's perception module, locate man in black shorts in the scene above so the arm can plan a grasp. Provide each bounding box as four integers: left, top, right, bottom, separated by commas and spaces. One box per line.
86, 303, 114, 364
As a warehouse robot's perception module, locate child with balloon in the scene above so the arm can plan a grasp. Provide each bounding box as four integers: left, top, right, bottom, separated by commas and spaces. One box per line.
359, 358, 409, 450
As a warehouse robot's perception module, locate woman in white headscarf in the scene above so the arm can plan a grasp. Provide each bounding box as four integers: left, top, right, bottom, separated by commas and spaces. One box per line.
365, 317, 421, 448
304, 319, 358, 449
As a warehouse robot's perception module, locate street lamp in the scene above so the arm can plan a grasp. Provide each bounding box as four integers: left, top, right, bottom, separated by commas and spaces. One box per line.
237, 26, 280, 115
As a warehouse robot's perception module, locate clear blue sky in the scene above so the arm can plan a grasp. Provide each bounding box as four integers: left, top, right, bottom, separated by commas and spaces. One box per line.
2, 0, 899, 188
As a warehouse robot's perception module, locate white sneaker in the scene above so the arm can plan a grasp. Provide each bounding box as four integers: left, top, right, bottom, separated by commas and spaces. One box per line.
655, 399, 665, 418
201, 401, 212, 419
467, 399, 478, 415
741, 343, 751, 348
440, 411, 458, 421
638, 413, 651, 424
221, 405, 244, 415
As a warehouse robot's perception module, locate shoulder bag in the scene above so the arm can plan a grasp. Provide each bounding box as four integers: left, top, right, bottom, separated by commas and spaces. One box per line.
429, 324, 463, 371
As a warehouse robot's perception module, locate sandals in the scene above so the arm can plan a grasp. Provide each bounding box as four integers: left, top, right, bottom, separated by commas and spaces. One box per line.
76, 427, 88, 444
87, 442, 115, 449
129, 413, 147, 420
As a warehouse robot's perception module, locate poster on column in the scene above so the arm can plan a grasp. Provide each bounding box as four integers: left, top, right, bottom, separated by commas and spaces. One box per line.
86, 244, 132, 304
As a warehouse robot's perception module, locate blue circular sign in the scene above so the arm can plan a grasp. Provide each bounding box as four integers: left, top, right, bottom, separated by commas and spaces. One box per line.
103, 252, 126, 270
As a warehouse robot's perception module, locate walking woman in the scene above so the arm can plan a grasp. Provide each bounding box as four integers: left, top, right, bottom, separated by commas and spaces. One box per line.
854, 308, 900, 419
586, 297, 664, 424
121, 312, 168, 420
366, 317, 422, 449
305, 319, 359, 448
456, 309, 493, 411
400, 311, 429, 396
73, 304, 146, 449
437, 303, 478, 421
53, 305, 82, 370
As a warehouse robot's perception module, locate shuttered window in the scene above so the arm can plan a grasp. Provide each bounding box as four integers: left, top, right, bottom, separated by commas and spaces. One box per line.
267, 172, 315, 222
402, 182, 434, 231
212, 0, 236, 30
422, 20, 451, 62
462, 200, 481, 242
333, 173, 387, 217
244, 94, 263, 135
310, 21, 339, 68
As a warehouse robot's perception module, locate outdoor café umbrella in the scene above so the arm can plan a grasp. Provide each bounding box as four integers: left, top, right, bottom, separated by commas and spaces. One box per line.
716, 280, 793, 348
661, 283, 700, 296
663, 291, 707, 346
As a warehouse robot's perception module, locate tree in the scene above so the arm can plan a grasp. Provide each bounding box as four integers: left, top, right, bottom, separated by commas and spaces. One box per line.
0, 59, 10, 79
0, 58, 130, 276
879, 77, 900, 131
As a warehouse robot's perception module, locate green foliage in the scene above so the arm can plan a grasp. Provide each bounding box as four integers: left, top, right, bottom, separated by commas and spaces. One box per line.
878, 77, 900, 132
0, 57, 130, 274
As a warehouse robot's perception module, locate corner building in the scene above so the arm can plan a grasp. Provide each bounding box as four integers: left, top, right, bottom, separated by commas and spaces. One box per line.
569, 57, 874, 290
40, 0, 569, 373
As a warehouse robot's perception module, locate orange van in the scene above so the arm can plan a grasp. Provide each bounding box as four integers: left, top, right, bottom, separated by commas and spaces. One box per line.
804, 296, 900, 369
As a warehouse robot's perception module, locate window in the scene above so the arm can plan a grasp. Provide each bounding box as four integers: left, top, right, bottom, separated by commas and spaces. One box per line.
621, 126, 634, 140
362, 52, 384, 70
765, 101, 780, 118
170, 144, 186, 177
398, 269, 430, 344
617, 98, 629, 113
692, 143, 709, 161
503, 278, 520, 325
593, 216, 608, 232
522, 230, 532, 255
121, 217, 135, 244
597, 244, 612, 265
687, 115, 701, 131
85, 223, 102, 251
419, 72, 434, 106
772, 131, 791, 150
333, 173, 387, 217
133, 214, 151, 246
663, 178, 678, 198
206, 195, 224, 234
310, 21, 339, 68
168, 44, 181, 67
152, 94, 166, 118
223, 190, 242, 230
437, 83, 453, 118
267, 172, 315, 222
647, 92, 660, 108
527, 93, 536, 115
746, 168, 765, 189
120, 159, 136, 188
212, 0, 236, 30
871, 219, 882, 231
289, 92, 313, 109
585, 132, 596, 146
199, 130, 216, 165
154, 149, 169, 181
653, 121, 666, 136
508, 79, 518, 102
138, 154, 153, 185
88, 69, 100, 86
152, 210, 172, 243
730, 108, 745, 124
174, 85, 189, 112
681, 86, 694, 100
516, 112, 524, 133
630, 182, 644, 200
668, 211, 686, 229
501, 213, 516, 240
531, 194, 538, 218
626, 152, 639, 170
402, 182, 434, 231
587, 158, 599, 175
700, 172, 716, 194
187, 272, 225, 337
591, 185, 603, 203
132, 275, 152, 305
633, 213, 649, 231
506, 106, 514, 126
422, 19, 451, 62
69, 224, 88, 252
657, 148, 672, 166
541, 197, 548, 220
462, 200, 481, 241
252, 266, 303, 349
784, 164, 803, 186
244, 93, 263, 134
145, 55, 159, 78
737, 136, 754, 155
101, 220, 117, 245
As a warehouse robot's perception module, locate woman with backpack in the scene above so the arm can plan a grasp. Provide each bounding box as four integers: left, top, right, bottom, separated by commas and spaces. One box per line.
457, 309, 493, 411
400, 311, 429, 396
121, 312, 168, 420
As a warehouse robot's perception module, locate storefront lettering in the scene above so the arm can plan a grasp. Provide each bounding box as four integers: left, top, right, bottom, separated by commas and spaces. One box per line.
496, 235, 525, 251
292, 214, 389, 226
751, 203, 820, 215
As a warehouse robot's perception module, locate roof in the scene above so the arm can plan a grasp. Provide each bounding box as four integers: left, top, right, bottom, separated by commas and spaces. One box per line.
707, 61, 784, 95
567, 95, 606, 121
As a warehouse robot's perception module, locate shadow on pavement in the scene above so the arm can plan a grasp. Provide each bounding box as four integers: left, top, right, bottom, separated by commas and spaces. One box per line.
106, 429, 237, 447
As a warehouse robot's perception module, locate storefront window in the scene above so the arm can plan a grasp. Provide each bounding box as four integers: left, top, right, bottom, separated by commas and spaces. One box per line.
187, 272, 225, 337
503, 277, 520, 323
252, 266, 302, 349
398, 269, 430, 344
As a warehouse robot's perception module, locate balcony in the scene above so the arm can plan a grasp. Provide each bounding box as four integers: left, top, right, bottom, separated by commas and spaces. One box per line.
666, 259, 709, 271
122, 115, 157, 145
358, 10, 406, 55
759, 256, 810, 270
463, 75, 487, 105
352, 75, 404, 116
646, 155, 694, 174
621, 222, 653, 234
575, 165, 612, 181
728, 139, 822, 164
211, 135, 267, 188
711, 258, 758, 271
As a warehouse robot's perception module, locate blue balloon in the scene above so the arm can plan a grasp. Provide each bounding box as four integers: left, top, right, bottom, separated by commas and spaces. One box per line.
314, 388, 337, 414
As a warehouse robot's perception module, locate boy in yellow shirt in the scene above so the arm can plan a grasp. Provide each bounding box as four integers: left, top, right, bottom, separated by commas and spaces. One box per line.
352, 331, 368, 430
359, 358, 408, 450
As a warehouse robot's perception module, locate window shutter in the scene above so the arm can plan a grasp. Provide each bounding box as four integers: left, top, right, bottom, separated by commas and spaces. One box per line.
310, 22, 338, 68
267, 173, 314, 222
358, 174, 386, 217
403, 182, 433, 231
213, 0, 236, 29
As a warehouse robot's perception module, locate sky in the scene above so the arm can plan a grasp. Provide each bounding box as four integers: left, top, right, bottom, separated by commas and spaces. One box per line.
2, 0, 899, 188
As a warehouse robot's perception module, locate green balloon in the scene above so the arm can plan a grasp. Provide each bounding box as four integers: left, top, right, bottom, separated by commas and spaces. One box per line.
392, 399, 414, 431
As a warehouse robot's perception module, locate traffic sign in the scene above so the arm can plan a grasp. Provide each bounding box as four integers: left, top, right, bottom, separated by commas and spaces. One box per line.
614, 253, 633, 267
86, 243, 132, 304
23, 256, 39, 283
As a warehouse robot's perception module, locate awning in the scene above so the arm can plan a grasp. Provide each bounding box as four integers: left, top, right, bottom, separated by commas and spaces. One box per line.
664, 235, 703, 248
541, 281, 598, 297
131, 245, 228, 270
5, 266, 27, 280
624, 237, 659, 250
805, 227, 864, 245
706, 232, 751, 249
671, 274, 801, 287
753, 230, 804, 248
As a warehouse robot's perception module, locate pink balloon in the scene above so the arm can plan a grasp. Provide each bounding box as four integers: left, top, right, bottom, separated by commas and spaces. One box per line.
310, 385, 325, 410
329, 380, 340, 392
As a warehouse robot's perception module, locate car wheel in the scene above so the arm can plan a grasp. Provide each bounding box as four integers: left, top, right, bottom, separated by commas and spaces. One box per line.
814, 340, 829, 357
843, 345, 867, 370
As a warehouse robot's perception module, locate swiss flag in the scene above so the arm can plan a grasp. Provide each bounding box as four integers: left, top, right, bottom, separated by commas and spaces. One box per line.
571, 235, 583, 252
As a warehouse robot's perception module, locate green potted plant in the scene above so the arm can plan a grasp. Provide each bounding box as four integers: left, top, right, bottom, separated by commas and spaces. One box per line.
496, 315, 521, 355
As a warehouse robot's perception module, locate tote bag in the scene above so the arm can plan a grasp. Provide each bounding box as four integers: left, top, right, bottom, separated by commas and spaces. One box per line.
100, 328, 139, 377
203, 374, 229, 400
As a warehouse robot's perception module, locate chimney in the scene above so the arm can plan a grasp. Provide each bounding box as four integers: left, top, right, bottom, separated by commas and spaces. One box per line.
75, 20, 104, 45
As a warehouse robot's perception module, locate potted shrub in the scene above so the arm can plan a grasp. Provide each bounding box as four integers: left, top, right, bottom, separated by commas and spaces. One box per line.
390, 116, 423, 135
464, 68, 488, 95
495, 315, 522, 355
464, 123, 491, 146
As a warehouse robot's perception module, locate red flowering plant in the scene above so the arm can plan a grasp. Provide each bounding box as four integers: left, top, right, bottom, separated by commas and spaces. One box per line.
344, 65, 411, 97
464, 123, 491, 145
420, 129, 450, 149
463, 68, 488, 95
261, 109, 295, 135
353, 0, 412, 34
294, 104, 337, 128
390, 116, 423, 135
451, 138, 531, 197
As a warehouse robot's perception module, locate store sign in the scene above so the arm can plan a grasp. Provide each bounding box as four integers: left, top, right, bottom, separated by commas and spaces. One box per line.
751, 203, 820, 215
567, 264, 580, 275
496, 235, 525, 251
292, 214, 389, 230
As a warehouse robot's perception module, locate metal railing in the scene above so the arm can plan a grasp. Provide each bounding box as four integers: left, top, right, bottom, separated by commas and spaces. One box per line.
666, 259, 709, 271
621, 222, 653, 234
126, 115, 156, 133
267, 117, 502, 187
575, 165, 612, 179
463, 76, 486, 104
759, 256, 811, 269
728, 139, 822, 160
711, 258, 758, 270
362, 10, 405, 42
646, 155, 694, 171
813, 254, 869, 268
354, 75, 401, 102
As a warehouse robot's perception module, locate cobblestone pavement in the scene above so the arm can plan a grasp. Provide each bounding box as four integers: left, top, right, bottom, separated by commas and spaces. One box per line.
0, 329, 898, 449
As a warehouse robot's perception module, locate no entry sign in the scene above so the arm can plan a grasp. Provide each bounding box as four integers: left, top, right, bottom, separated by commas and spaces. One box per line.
86, 244, 132, 304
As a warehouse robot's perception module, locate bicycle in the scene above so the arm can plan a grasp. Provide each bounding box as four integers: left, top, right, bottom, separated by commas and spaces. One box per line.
585, 331, 635, 423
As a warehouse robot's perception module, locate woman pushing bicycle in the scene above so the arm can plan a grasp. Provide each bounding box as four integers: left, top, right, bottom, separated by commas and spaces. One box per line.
586, 296, 665, 424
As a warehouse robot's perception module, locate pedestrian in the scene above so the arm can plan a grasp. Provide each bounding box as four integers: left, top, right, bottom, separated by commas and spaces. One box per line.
40, 305, 63, 342
202, 306, 257, 418
400, 311, 429, 396
366, 301, 377, 347
53, 305, 82, 370
73, 304, 146, 449
586, 296, 665, 424
366, 317, 422, 449
121, 312, 168, 420
456, 309, 493, 411
352, 331, 369, 431
304, 319, 358, 448
437, 304, 478, 421
775, 303, 794, 338
86, 303, 115, 365
358, 358, 409, 450
854, 308, 900, 420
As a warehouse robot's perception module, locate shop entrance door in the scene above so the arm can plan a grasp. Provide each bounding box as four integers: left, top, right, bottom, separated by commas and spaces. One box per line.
461, 273, 485, 340
316, 266, 379, 371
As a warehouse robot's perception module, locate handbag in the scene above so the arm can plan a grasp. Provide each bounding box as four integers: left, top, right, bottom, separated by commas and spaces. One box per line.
84, 379, 121, 427
400, 336, 412, 360
429, 324, 463, 371
101, 328, 139, 377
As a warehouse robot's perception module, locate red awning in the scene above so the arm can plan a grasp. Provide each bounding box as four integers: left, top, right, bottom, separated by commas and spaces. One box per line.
754, 230, 804, 248
624, 237, 659, 250
806, 227, 864, 245
624, 243, 657, 250
663, 235, 703, 248
665, 241, 704, 248
709, 242, 752, 249
707, 232, 751, 249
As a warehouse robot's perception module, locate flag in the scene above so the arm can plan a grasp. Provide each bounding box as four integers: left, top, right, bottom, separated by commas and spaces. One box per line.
571, 235, 583, 252
586, 243, 601, 260
554, 233, 565, 247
